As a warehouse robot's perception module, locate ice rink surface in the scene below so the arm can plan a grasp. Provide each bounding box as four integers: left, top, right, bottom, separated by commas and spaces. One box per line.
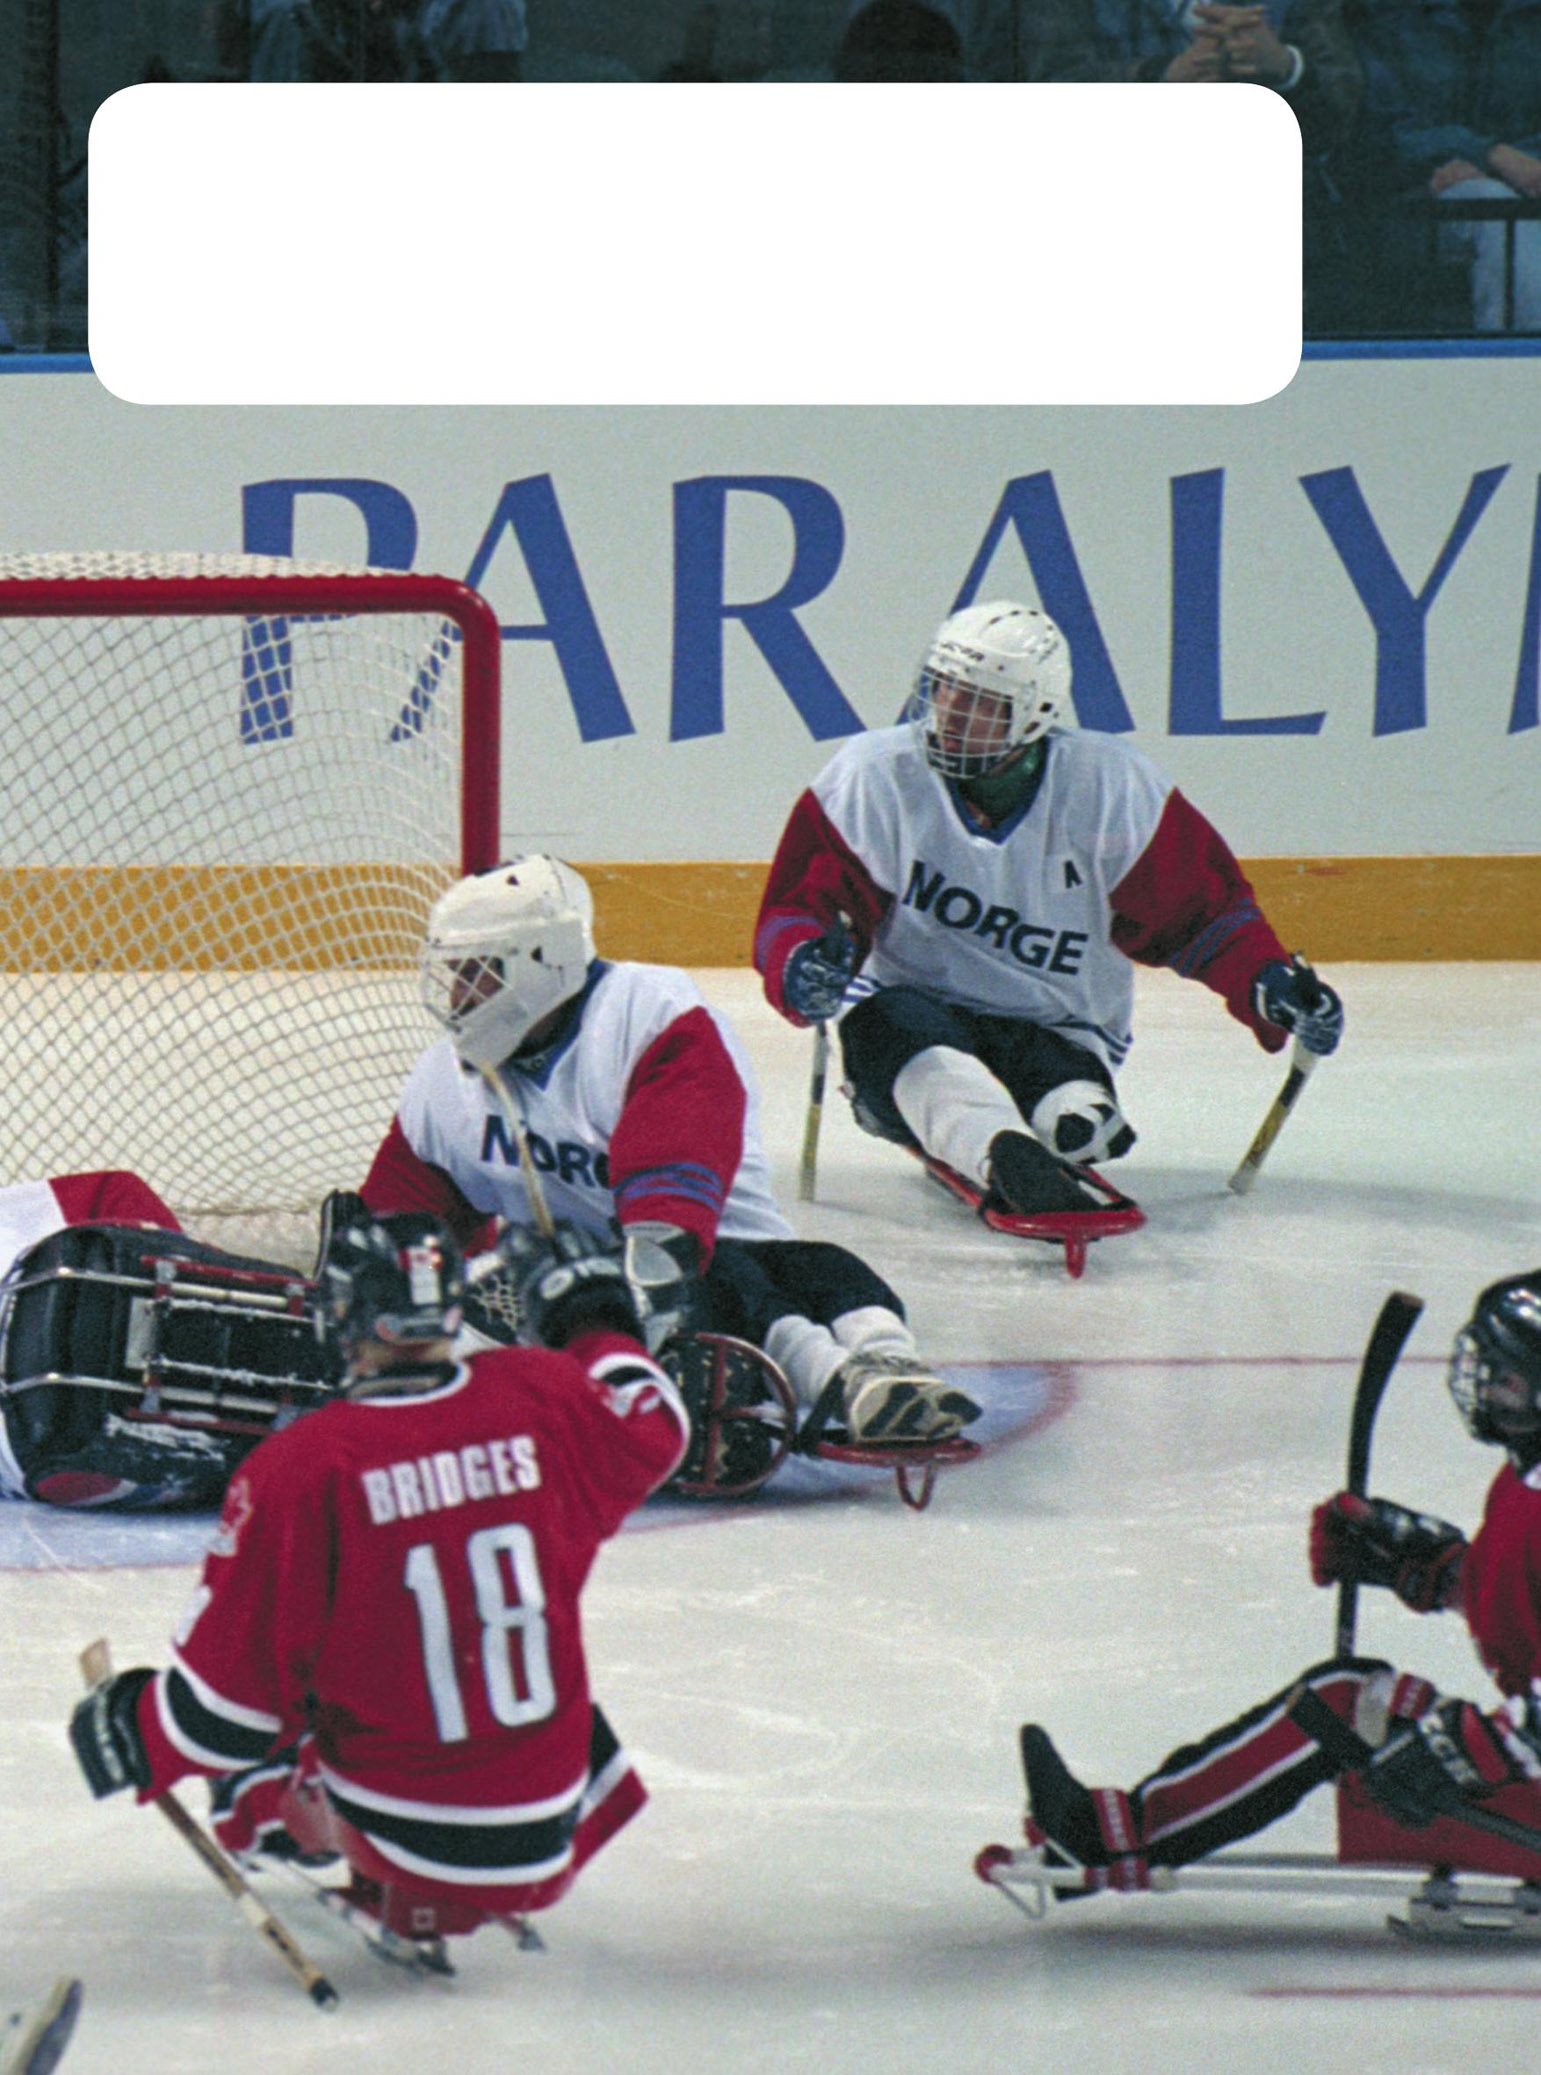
3, 962, 1539, 2073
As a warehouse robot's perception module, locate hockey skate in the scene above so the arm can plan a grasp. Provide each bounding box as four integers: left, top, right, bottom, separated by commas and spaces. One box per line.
0, 1978, 82, 2075
1014, 1725, 1149, 1896
918, 1131, 1144, 1279
838, 1351, 981, 1447
795, 1351, 982, 1512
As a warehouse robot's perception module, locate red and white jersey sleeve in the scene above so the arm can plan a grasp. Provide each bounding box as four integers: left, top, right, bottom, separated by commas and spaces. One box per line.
755, 786, 894, 1027
1462, 1462, 1541, 1707
361, 1117, 497, 1253
137, 1336, 689, 1823
371, 961, 792, 1262
0, 1169, 181, 1287
757, 723, 1288, 1070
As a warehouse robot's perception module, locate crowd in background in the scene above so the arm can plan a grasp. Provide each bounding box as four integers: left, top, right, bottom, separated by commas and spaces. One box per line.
2, 0, 1539, 351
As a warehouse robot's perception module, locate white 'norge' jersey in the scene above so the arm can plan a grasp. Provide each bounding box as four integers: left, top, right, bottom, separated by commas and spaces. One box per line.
394, 960, 793, 1242
814, 725, 1173, 1071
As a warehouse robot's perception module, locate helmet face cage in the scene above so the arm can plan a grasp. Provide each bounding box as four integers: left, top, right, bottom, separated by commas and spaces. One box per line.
909, 604, 1070, 780
1446, 1276, 1541, 1461
909, 669, 1024, 779
320, 1214, 466, 1362
421, 859, 596, 1069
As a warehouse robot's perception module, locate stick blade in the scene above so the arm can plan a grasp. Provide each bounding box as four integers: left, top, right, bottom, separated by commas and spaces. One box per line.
1347, 1290, 1424, 1491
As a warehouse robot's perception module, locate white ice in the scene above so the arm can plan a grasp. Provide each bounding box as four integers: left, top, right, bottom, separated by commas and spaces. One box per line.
2, 963, 1539, 2073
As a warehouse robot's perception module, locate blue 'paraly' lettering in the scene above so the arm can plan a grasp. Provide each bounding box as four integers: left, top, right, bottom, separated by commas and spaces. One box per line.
952, 472, 1135, 734
1169, 469, 1325, 736
465, 476, 634, 744
241, 478, 417, 740
671, 476, 861, 742
1301, 464, 1508, 736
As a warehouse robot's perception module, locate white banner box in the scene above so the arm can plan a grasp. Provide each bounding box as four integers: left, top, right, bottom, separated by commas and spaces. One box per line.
88, 83, 1300, 408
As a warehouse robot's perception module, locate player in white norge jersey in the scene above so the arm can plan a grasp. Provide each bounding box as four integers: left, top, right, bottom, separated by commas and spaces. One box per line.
755, 601, 1344, 1241
361, 856, 978, 1460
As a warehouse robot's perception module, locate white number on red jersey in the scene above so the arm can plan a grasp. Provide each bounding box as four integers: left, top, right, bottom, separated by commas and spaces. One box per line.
403, 1523, 555, 1742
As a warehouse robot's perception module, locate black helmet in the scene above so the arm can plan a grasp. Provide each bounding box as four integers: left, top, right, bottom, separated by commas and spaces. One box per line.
318, 1211, 465, 1365
1447, 1272, 1541, 1467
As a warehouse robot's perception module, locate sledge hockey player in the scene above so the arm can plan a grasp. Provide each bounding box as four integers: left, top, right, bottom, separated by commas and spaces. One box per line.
754, 600, 1345, 1264
359, 853, 979, 1473
0, 1169, 336, 1510
1003, 1271, 1541, 1897
68, 1210, 690, 1958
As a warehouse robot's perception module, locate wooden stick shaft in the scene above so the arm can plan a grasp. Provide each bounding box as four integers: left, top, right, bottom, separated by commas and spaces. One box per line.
479, 1065, 557, 1240
797, 1022, 830, 1205
1228, 954, 1328, 1196
1335, 1292, 1424, 1657
79, 1639, 338, 2007
1228, 1044, 1317, 1195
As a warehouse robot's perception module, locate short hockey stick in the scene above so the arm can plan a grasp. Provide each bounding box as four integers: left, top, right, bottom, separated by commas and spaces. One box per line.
78, 1640, 339, 2009
477, 1064, 557, 1242
1228, 955, 1325, 1196
797, 1021, 830, 1205
1336, 1291, 1425, 1657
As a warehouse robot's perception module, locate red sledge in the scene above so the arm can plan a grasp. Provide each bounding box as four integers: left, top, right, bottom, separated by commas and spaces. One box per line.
976, 1774, 1541, 1941
917, 1152, 1145, 1280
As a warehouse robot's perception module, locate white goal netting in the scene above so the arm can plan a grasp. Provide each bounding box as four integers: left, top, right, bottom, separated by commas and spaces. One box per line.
0, 551, 502, 1260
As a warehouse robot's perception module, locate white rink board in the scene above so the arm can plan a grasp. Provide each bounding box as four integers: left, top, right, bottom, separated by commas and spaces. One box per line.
2, 962, 1540, 2073
0, 360, 1538, 861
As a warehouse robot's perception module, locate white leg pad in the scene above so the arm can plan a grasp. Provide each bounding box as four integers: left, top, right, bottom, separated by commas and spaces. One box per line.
830, 1305, 918, 1359
764, 1314, 846, 1410
1029, 1079, 1134, 1164
892, 1046, 1022, 1188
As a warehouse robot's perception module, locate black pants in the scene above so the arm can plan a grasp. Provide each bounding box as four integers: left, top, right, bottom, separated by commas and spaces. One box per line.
838, 986, 1114, 1148
702, 1238, 904, 1346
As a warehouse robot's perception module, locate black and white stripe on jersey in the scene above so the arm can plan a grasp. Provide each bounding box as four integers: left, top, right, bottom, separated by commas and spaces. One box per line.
158, 1662, 284, 1770
320, 1706, 630, 1885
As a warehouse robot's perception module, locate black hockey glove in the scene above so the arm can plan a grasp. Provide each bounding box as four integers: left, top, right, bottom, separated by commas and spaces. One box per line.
782, 926, 858, 1023
1253, 960, 1344, 1057
313, 1189, 371, 1281
1363, 1699, 1518, 1829
498, 1222, 643, 1349
69, 1666, 156, 1800
1308, 1493, 1467, 1613
622, 1223, 702, 1354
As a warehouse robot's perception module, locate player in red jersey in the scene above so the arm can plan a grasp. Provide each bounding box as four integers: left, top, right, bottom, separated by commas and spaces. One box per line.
68, 1209, 690, 1948
755, 601, 1343, 1239
1006, 1272, 1541, 1892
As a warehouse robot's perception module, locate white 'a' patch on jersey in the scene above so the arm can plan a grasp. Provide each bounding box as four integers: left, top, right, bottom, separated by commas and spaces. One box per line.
394, 961, 793, 1240
816, 725, 1173, 1071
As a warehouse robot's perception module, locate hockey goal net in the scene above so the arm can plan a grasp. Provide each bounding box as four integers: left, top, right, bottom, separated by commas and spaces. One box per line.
0, 551, 501, 1260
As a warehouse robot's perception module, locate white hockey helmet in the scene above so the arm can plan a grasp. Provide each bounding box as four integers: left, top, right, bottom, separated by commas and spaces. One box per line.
421, 855, 597, 1068
909, 601, 1072, 779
